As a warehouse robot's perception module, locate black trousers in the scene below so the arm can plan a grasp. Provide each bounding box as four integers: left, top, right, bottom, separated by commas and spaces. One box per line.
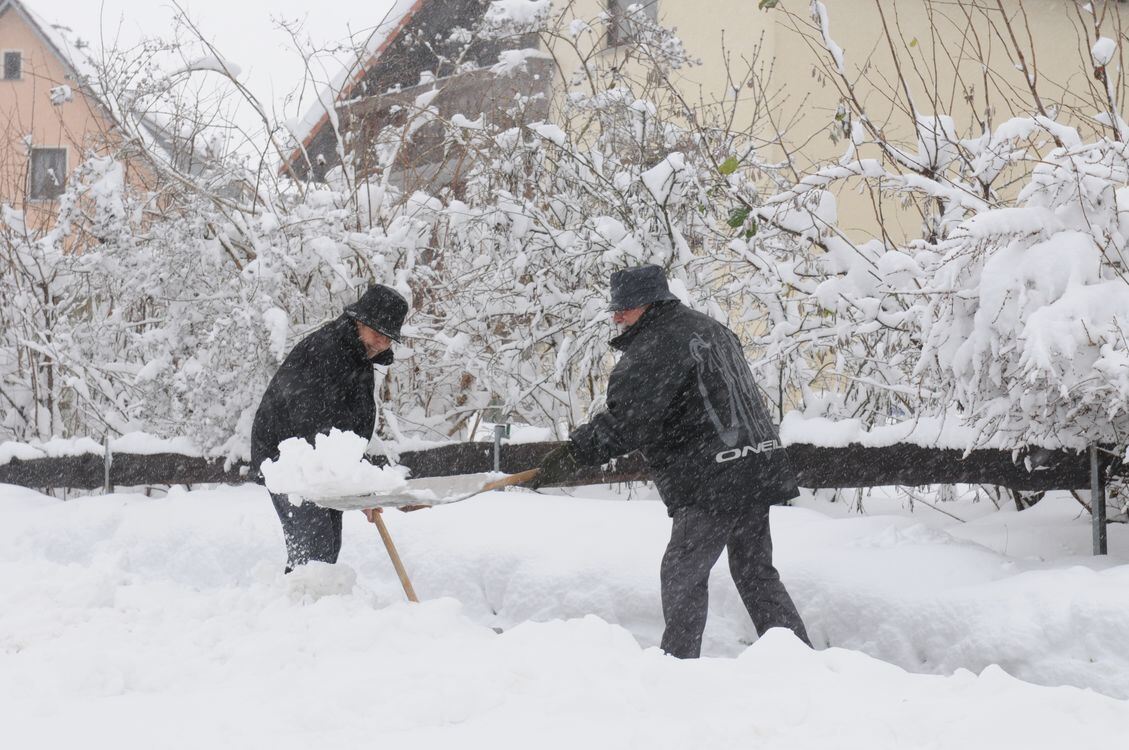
270, 493, 343, 572
660, 502, 811, 658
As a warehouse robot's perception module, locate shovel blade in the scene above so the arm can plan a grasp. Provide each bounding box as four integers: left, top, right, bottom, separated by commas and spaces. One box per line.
302, 472, 506, 511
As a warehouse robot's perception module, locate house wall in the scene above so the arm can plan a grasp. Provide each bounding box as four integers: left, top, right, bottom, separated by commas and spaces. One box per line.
0, 4, 116, 232
553, 0, 775, 116
767, 0, 1122, 241
554, 0, 1127, 242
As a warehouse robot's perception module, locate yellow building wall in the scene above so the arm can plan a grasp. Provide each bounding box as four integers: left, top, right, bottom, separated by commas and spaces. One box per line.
549, 0, 774, 120
549, 0, 1127, 243
768, 0, 1123, 241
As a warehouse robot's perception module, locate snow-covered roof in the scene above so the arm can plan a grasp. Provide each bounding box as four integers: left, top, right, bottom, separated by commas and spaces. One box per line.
286, 0, 425, 168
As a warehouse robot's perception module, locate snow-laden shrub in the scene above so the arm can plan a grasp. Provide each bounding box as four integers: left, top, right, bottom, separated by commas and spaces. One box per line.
0, 156, 431, 457
920, 133, 1129, 449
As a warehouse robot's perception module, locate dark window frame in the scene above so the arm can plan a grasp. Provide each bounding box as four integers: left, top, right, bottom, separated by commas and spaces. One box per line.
3, 50, 22, 80
28, 147, 67, 201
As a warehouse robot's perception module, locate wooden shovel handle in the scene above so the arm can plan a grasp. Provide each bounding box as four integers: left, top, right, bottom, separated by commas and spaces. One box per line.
480, 467, 541, 492
369, 511, 419, 603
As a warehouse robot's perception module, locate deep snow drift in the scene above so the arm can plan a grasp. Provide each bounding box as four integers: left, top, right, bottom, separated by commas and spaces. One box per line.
1, 482, 1126, 748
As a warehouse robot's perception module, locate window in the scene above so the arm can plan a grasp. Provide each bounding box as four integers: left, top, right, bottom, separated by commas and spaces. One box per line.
3, 51, 21, 80
29, 147, 66, 200
606, 1, 659, 48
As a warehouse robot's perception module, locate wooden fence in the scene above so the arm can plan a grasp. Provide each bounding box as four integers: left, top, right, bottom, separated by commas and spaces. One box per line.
0, 441, 1101, 490
0, 441, 1114, 553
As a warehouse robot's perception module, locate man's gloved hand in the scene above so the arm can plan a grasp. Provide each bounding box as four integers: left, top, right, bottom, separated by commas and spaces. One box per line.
530, 444, 579, 489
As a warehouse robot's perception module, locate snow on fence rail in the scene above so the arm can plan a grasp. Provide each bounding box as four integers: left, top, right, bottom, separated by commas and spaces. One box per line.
0, 439, 1115, 553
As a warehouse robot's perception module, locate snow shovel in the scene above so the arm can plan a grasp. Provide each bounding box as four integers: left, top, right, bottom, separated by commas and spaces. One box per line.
308, 468, 541, 603
304, 467, 542, 512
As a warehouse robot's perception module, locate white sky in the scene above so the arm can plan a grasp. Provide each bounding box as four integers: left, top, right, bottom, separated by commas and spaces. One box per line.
29, 0, 398, 151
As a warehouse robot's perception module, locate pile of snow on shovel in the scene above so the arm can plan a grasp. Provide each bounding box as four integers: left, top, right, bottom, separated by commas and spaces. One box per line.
260, 428, 406, 500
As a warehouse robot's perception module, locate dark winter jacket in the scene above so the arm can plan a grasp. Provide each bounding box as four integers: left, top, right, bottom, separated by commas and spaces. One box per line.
250, 315, 383, 479
570, 302, 798, 514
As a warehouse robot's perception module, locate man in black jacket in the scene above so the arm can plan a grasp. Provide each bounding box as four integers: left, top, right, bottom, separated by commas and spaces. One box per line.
251, 284, 408, 572
535, 265, 811, 657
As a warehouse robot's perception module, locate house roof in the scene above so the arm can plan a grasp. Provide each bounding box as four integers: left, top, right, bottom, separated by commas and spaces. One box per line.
284, 0, 426, 175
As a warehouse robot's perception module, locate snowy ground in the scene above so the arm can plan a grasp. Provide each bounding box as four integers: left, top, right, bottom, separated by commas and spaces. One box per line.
1, 482, 1127, 748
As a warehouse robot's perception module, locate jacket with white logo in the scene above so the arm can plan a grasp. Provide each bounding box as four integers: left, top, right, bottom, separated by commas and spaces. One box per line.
570, 301, 798, 513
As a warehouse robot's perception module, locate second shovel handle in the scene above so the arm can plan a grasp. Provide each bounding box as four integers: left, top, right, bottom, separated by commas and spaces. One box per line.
480, 467, 541, 492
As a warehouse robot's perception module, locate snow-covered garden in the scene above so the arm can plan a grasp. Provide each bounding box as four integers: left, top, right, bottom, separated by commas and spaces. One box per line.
4, 0, 1129, 745
2, 481, 1127, 748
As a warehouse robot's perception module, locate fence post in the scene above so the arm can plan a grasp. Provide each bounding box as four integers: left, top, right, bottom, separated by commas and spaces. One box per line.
493, 424, 505, 472
103, 435, 113, 495
1090, 444, 1107, 555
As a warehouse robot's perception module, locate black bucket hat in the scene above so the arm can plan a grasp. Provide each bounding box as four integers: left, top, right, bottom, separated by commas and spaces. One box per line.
608, 264, 679, 311
343, 284, 408, 342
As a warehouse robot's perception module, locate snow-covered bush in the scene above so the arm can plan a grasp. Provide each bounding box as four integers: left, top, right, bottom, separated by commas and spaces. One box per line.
0, 152, 426, 455
920, 131, 1129, 449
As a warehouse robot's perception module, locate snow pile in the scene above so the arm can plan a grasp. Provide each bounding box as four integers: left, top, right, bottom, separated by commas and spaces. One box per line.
779, 411, 1081, 450
491, 47, 552, 76
177, 54, 243, 78
261, 307, 289, 362
285, 560, 358, 603
0, 433, 202, 466
1092, 36, 1117, 66
912, 113, 959, 172
0, 436, 103, 465
366, 489, 1129, 699
810, 0, 844, 74
260, 428, 408, 499
641, 152, 687, 204
110, 432, 200, 456
766, 188, 838, 241
451, 113, 485, 130
483, 0, 552, 34
529, 121, 567, 147
0, 483, 1126, 747
49, 84, 73, 105
467, 421, 556, 443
